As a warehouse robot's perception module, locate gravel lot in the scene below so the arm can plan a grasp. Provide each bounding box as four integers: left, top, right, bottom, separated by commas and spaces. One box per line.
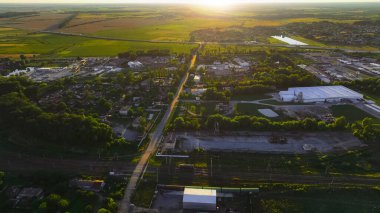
176, 132, 364, 154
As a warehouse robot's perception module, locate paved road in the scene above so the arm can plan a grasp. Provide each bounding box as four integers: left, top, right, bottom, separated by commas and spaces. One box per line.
40, 30, 380, 53
118, 51, 198, 213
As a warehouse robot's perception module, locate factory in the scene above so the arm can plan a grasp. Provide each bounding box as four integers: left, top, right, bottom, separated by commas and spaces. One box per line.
279, 86, 363, 103
182, 188, 217, 211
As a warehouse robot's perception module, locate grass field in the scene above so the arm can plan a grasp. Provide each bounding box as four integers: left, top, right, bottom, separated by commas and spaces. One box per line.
234, 103, 287, 120
0, 29, 197, 57
259, 187, 380, 213
330, 105, 374, 123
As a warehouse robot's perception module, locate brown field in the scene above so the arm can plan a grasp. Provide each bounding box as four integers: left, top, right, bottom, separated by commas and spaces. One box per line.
61, 16, 171, 34
1, 12, 71, 31
0, 43, 26, 47
0, 54, 37, 58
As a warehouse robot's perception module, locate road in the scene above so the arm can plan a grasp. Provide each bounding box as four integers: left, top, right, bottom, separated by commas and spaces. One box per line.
40, 30, 380, 53
118, 50, 198, 213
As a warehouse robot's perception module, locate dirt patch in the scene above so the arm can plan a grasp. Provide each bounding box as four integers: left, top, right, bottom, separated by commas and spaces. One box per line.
176, 132, 364, 154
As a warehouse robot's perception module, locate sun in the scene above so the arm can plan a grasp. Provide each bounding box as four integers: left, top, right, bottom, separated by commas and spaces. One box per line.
193, 0, 236, 8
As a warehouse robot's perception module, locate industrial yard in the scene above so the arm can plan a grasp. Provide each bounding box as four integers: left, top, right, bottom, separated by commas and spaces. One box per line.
174, 132, 364, 154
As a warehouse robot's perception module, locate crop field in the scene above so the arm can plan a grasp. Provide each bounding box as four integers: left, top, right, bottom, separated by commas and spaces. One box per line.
0, 12, 71, 31
0, 28, 197, 57
0, 4, 380, 57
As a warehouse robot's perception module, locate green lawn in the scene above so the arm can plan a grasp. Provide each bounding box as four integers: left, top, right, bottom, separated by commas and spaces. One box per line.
235, 103, 285, 120
0, 30, 197, 57
260, 187, 380, 213
260, 99, 312, 105
231, 94, 272, 101
330, 105, 374, 123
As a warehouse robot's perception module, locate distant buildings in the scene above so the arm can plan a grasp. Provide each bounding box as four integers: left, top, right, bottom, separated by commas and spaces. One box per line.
279, 86, 363, 103
197, 58, 250, 77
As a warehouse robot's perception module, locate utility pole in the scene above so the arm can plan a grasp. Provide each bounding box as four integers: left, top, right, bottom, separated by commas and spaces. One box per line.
156, 167, 159, 184
210, 157, 213, 177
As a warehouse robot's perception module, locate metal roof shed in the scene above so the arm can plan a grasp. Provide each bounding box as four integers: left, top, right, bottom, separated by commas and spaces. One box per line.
183, 188, 217, 211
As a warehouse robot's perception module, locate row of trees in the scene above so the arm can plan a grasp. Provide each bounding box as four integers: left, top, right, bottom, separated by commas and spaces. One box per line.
340, 78, 380, 95
205, 114, 348, 131
172, 114, 348, 132
171, 114, 379, 143
351, 118, 380, 142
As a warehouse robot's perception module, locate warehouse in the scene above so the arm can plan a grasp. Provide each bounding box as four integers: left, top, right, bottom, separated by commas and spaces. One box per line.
279, 86, 363, 103
183, 188, 217, 211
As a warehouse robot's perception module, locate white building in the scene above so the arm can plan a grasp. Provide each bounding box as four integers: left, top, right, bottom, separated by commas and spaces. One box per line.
279, 86, 363, 103
271, 35, 308, 46
193, 75, 201, 83
128, 61, 143, 69
183, 188, 216, 211
191, 88, 207, 96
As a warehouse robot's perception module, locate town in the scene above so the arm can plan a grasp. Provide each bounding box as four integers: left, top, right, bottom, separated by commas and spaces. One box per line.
0, 2, 380, 213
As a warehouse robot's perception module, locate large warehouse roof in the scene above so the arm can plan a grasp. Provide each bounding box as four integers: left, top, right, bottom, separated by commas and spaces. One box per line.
279, 86, 363, 102
183, 188, 216, 210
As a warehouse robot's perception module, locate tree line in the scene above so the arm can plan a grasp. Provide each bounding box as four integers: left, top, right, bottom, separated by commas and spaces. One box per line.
171, 114, 379, 143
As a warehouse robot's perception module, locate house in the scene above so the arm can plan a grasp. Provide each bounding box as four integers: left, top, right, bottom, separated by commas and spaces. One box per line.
132, 117, 142, 128
128, 61, 143, 69
193, 75, 201, 83
191, 88, 207, 96
16, 188, 44, 200
119, 106, 131, 116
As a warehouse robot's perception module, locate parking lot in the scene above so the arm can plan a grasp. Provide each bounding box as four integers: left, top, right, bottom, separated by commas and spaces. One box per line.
176, 132, 364, 154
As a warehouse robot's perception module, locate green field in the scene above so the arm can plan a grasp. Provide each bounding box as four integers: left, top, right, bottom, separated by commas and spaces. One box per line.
330, 105, 374, 123
259, 187, 380, 213
0, 29, 197, 57
234, 103, 287, 120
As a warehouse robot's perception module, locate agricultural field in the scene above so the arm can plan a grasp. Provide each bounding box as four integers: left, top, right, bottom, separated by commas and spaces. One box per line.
0, 28, 196, 57
0, 4, 379, 59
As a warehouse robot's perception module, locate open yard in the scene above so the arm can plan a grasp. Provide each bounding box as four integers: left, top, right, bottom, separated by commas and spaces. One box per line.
330, 104, 374, 123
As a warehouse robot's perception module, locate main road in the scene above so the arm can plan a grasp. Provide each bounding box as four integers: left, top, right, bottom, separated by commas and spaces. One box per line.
118, 50, 198, 213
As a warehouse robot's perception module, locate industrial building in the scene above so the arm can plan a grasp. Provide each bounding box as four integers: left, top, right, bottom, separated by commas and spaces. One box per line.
279, 86, 363, 103
183, 188, 217, 211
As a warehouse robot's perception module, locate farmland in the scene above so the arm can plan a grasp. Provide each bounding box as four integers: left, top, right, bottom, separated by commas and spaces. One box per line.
0, 28, 197, 57
0, 4, 380, 58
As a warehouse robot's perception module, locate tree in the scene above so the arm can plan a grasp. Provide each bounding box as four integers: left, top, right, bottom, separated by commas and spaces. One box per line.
98, 208, 111, 213
173, 117, 185, 130
167, 92, 174, 102
84, 204, 93, 213
98, 98, 112, 114
0, 171, 4, 186
105, 198, 118, 212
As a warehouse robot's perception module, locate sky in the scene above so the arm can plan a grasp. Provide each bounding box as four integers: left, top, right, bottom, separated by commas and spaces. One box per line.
0, 0, 380, 3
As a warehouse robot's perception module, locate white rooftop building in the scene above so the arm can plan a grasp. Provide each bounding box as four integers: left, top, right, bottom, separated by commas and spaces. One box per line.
183, 188, 216, 211
271, 35, 308, 46
193, 75, 201, 83
128, 61, 143, 69
279, 86, 363, 103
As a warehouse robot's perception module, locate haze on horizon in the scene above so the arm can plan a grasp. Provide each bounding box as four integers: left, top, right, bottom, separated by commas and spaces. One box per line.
1, 0, 380, 4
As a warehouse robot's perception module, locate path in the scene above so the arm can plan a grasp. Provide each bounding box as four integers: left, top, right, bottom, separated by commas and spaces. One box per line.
118, 49, 198, 213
